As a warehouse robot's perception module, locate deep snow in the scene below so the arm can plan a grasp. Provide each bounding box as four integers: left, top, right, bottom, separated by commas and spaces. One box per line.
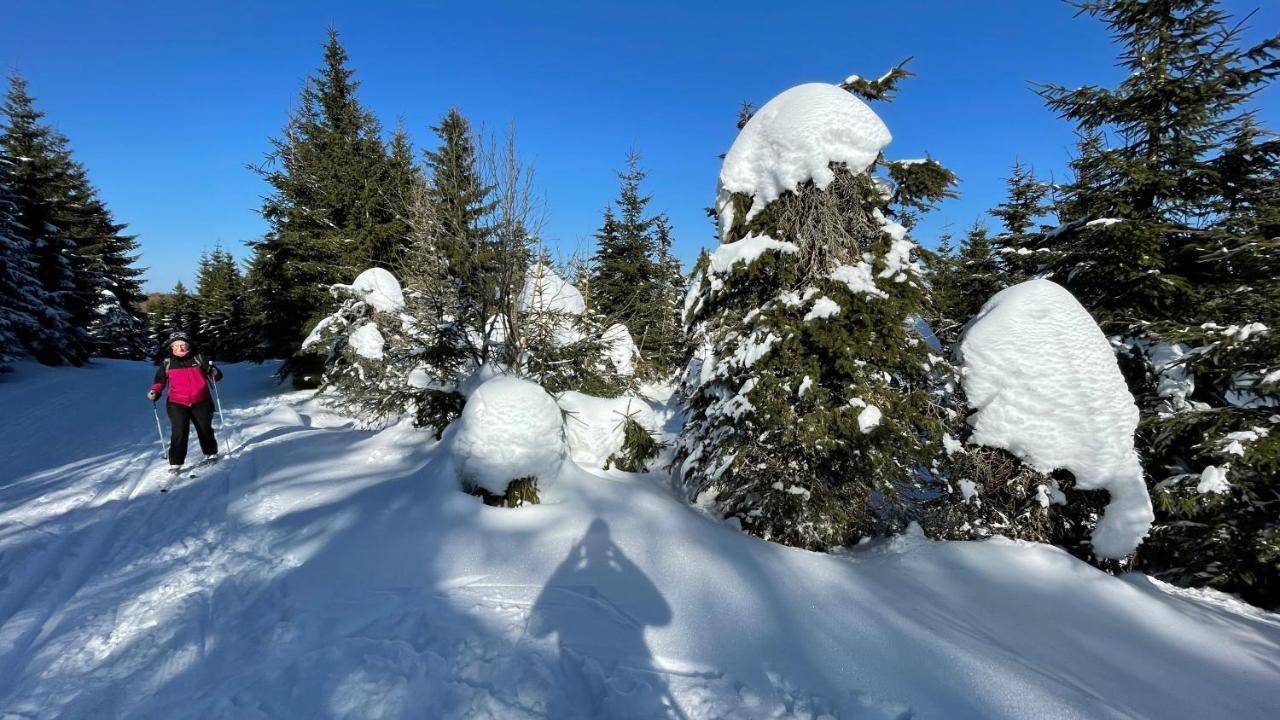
1, 360, 1278, 719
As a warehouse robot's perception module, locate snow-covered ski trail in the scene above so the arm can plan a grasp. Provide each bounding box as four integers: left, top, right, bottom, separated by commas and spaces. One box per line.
3, 358, 1280, 719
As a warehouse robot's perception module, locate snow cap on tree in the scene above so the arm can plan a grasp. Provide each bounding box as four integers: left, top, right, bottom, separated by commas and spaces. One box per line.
717, 83, 891, 237
957, 279, 1154, 558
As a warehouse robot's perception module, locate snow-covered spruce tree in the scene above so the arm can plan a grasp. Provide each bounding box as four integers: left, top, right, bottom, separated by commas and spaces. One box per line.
939, 279, 1154, 561
300, 268, 429, 428
451, 375, 567, 507
517, 261, 627, 397
1, 73, 90, 365
677, 74, 958, 549
588, 152, 685, 377
245, 29, 414, 361
1037, 0, 1280, 605
87, 289, 148, 360
924, 222, 1006, 348
0, 152, 58, 370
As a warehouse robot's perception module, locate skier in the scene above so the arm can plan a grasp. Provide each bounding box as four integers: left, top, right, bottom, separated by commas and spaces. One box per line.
147, 332, 223, 474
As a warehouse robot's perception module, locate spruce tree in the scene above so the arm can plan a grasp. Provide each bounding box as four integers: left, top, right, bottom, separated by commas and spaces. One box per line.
1, 73, 89, 365
988, 160, 1051, 282
677, 75, 958, 549
0, 153, 53, 370
245, 28, 409, 359
423, 108, 496, 361
589, 151, 683, 375
1037, 0, 1280, 606
196, 246, 249, 361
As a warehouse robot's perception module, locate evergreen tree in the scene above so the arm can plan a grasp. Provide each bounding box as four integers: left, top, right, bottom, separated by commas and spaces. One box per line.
196, 246, 249, 361
0, 153, 54, 370
167, 282, 201, 346
925, 223, 1007, 347
988, 160, 1051, 282
1037, 0, 1280, 606
245, 28, 411, 359
423, 108, 496, 360
588, 151, 683, 375
1, 73, 89, 365
677, 75, 958, 549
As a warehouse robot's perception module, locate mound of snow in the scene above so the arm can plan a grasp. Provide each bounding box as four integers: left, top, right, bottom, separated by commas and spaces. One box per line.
558, 392, 661, 468
346, 267, 405, 313
601, 324, 638, 377
520, 263, 585, 316
717, 83, 891, 234
958, 279, 1153, 558
451, 376, 567, 494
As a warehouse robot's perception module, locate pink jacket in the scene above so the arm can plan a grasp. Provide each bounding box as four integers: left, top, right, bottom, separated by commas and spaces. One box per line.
151, 356, 222, 406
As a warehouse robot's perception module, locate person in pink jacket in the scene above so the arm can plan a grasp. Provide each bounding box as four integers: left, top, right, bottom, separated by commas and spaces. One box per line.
148, 332, 223, 473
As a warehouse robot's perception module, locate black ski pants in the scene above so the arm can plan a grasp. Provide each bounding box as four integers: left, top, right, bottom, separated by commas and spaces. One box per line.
167, 399, 217, 465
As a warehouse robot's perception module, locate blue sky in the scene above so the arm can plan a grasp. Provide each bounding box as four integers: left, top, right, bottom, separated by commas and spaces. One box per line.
3, 0, 1277, 293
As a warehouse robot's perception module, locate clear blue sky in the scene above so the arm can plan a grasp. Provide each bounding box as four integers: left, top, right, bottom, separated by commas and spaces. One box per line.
3, 0, 1277, 293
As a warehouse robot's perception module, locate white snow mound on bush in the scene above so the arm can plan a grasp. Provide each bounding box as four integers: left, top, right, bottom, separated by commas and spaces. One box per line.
520, 263, 585, 316
601, 323, 638, 377
347, 267, 405, 313
958, 279, 1153, 558
451, 376, 567, 495
557, 391, 661, 468
717, 83, 891, 235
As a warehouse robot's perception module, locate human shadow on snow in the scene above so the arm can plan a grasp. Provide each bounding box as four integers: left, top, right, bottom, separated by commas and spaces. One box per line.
529, 517, 682, 720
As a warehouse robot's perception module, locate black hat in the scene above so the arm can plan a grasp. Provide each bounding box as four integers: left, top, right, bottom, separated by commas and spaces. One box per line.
167, 332, 192, 346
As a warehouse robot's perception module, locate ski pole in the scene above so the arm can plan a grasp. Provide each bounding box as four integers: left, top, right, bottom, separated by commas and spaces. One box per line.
209, 373, 234, 455
210, 373, 227, 428
151, 400, 167, 459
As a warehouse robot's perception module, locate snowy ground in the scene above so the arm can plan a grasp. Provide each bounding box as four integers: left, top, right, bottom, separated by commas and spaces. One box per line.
1, 360, 1278, 719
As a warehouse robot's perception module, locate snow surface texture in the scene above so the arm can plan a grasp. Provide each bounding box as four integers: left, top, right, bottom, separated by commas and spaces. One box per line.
342, 267, 405, 313
450, 375, 567, 494
601, 323, 638, 377
2, 360, 1278, 719
958, 279, 1154, 558
717, 83, 891, 236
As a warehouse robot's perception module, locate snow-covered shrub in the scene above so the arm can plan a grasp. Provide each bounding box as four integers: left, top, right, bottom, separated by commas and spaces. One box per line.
302, 268, 462, 431
951, 279, 1154, 560
451, 375, 566, 506
677, 80, 959, 549
516, 262, 628, 396
606, 413, 662, 472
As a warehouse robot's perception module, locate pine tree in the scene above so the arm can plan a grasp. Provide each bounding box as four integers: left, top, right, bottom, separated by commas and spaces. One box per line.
1, 73, 89, 365
677, 75, 958, 549
1037, 0, 1280, 606
245, 28, 410, 359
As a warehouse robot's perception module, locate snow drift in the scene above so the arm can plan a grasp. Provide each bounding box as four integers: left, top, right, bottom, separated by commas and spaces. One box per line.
957, 279, 1154, 558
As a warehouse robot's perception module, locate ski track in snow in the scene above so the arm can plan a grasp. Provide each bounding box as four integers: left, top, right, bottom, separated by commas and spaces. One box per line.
1, 359, 1279, 719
